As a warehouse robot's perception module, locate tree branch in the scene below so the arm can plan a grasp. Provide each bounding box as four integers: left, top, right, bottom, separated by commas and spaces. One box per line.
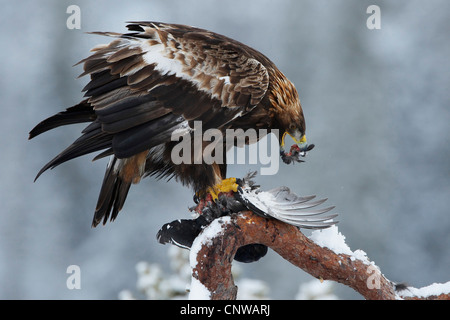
188, 210, 450, 300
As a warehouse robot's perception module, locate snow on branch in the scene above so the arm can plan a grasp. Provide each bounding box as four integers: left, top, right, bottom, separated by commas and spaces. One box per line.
188, 211, 450, 300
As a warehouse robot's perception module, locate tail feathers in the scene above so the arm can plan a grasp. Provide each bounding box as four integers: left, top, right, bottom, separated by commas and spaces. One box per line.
92, 156, 132, 227
29, 100, 96, 139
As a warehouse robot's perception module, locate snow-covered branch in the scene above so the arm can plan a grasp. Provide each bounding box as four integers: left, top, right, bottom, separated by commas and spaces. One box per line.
188, 211, 450, 300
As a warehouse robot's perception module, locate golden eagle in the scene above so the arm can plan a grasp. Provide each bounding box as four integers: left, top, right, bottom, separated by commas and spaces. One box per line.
29, 22, 314, 228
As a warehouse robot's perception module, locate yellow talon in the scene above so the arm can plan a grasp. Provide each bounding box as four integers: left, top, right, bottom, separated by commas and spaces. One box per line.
206, 177, 239, 201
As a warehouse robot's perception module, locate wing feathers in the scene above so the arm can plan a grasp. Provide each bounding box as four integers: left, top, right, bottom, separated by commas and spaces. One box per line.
127, 64, 156, 85
34, 127, 112, 181
107, 46, 143, 63
109, 53, 145, 76
95, 95, 170, 133
32, 21, 279, 226
29, 100, 95, 139
82, 70, 120, 93
86, 22, 270, 110
112, 113, 185, 158
74, 22, 273, 155
84, 77, 128, 98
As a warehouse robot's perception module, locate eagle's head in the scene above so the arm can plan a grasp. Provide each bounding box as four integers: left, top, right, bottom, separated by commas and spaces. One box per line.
269, 72, 308, 152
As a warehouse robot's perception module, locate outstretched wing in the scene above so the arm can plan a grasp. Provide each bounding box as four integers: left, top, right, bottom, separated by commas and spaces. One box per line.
80, 21, 270, 158
236, 186, 338, 229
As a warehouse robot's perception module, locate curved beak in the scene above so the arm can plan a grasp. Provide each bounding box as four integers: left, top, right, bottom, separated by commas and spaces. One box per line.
295, 134, 307, 145
281, 132, 307, 150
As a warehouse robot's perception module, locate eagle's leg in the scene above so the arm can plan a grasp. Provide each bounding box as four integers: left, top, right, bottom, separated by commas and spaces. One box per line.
205, 177, 240, 202
194, 164, 239, 202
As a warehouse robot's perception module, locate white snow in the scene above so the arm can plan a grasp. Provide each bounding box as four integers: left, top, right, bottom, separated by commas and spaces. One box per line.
188, 277, 212, 300
309, 225, 353, 255
397, 281, 450, 299
117, 289, 135, 300
121, 253, 194, 299
308, 226, 450, 299
188, 216, 232, 299
235, 278, 270, 300
189, 216, 231, 270
295, 279, 338, 300
309, 225, 371, 265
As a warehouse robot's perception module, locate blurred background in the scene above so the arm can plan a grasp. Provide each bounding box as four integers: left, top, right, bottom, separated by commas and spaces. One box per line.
0, 0, 448, 299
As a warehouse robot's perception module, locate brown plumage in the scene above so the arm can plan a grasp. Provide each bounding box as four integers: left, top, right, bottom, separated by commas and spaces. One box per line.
29, 22, 308, 227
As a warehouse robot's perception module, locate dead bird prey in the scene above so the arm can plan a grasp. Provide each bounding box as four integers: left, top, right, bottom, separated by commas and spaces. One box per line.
158, 173, 337, 263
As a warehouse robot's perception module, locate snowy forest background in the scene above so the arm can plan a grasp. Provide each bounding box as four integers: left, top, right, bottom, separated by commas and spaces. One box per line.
0, 0, 449, 299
